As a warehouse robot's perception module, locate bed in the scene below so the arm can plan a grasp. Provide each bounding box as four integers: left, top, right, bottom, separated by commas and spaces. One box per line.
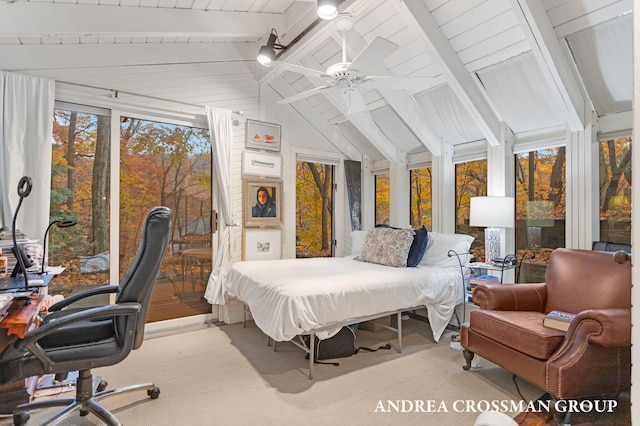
225, 229, 474, 378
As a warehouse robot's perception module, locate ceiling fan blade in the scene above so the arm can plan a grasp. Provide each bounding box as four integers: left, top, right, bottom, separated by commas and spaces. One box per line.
360, 76, 433, 90
340, 88, 367, 115
348, 36, 399, 74
269, 61, 331, 80
277, 85, 334, 104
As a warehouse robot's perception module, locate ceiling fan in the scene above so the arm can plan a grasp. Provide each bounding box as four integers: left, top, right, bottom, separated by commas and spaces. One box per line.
265, 13, 433, 115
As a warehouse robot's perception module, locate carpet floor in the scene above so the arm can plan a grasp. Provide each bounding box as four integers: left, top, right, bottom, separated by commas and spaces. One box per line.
0, 318, 569, 425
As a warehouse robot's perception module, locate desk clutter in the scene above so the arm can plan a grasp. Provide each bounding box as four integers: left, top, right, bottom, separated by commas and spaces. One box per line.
0, 227, 42, 276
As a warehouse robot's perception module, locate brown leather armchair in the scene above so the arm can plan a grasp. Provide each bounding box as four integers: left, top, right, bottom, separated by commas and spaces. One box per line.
461, 248, 631, 405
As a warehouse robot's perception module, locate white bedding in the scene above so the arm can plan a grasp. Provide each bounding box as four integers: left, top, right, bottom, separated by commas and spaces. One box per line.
227, 255, 465, 343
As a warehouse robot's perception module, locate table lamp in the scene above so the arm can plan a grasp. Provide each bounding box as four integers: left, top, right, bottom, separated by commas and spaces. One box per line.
469, 196, 514, 263
41, 219, 77, 274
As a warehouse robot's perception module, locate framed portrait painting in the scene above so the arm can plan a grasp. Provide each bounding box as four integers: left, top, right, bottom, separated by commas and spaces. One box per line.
245, 119, 281, 152
242, 228, 282, 261
243, 178, 282, 227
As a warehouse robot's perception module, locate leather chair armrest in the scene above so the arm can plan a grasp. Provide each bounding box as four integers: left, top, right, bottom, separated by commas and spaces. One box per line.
15, 302, 142, 370
48, 284, 120, 312
472, 283, 547, 311
18, 302, 141, 350
565, 308, 631, 348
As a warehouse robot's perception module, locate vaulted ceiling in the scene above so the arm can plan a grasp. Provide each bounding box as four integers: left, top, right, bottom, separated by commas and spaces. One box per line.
0, 0, 632, 162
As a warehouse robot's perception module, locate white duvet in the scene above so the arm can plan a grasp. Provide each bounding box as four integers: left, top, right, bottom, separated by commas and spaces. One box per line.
227, 255, 464, 343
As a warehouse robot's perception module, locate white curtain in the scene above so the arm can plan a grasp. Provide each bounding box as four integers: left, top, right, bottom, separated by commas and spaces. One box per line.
0, 71, 55, 241
204, 107, 235, 305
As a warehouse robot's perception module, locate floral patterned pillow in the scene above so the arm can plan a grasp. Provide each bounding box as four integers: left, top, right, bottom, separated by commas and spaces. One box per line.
355, 227, 415, 267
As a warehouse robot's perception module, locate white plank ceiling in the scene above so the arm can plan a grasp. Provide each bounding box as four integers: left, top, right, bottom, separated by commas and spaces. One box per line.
0, 0, 632, 160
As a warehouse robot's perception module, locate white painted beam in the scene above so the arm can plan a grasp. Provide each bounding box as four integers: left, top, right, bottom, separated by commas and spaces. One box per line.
510, 0, 586, 132
295, 55, 399, 162
267, 78, 362, 161
431, 140, 455, 233
259, 0, 360, 84
0, 3, 282, 38
0, 43, 256, 70
397, 0, 503, 147
335, 31, 442, 156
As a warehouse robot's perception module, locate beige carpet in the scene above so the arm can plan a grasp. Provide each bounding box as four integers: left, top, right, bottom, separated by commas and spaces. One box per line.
0, 319, 543, 425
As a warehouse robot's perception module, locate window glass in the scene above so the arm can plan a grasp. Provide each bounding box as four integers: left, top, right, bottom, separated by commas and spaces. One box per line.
296, 161, 334, 258
119, 116, 212, 322
599, 137, 631, 244
49, 108, 111, 296
410, 167, 432, 229
455, 160, 487, 256
515, 147, 566, 282
375, 173, 390, 225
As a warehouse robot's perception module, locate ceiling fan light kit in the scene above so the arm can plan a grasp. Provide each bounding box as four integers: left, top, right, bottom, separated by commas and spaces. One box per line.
317, 0, 339, 20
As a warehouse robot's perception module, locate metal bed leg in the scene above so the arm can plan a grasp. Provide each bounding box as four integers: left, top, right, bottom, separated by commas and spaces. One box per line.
308, 332, 315, 380
397, 312, 402, 353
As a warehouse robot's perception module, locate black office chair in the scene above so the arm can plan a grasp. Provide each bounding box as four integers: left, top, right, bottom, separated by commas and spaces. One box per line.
0, 206, 173, 426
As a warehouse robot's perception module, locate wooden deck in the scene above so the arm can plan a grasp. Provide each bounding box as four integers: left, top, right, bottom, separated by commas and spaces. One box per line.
50, 268, 211, 323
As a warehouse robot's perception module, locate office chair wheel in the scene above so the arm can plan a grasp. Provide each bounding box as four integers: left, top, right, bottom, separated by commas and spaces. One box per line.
13, 411, 29, 426
148, 386, 160, 399
96, 379, 108, 392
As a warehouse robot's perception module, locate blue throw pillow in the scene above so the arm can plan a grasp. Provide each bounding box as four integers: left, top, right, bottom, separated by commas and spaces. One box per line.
375, 224, 429, 267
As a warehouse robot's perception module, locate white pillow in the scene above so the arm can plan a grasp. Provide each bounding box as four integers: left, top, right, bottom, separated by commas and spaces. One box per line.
420, 232, 474, 268
350, 230, 369, 255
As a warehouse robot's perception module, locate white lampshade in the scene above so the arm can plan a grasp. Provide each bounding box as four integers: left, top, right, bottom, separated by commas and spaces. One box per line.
469, 196, 514, 228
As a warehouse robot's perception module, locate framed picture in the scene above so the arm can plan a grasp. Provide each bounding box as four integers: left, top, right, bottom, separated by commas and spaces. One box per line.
243, 178, 282, 227
242, 150, 282, 178
245, 119, 281, 152
242, 228, 282, 261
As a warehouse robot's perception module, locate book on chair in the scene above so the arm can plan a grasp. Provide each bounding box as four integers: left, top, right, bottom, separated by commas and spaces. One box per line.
543, 310, 576, 331
469, 274, 500, 287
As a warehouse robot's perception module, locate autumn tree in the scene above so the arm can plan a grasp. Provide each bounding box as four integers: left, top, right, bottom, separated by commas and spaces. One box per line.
410, 168, 432, 228
296, 162, 333, 257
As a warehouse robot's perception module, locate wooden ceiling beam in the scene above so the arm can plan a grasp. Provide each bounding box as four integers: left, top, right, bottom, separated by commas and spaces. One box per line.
396, 0, 503, 147
335, 31, 442, 156
267, 78, 362, 161
0, 43, 256, 71
509, 0, 586, 132
0, 3, 282, 38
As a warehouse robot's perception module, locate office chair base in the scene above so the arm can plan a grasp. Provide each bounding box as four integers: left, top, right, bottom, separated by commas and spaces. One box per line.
13, 373, 160, 426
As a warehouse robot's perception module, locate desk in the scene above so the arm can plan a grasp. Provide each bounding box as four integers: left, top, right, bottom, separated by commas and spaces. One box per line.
0, 295, 46, 414
0, 273, 54, 292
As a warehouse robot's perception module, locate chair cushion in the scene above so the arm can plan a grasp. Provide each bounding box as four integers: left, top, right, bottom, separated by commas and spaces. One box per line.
469, 310, 565, 360
39, 308, 116, 348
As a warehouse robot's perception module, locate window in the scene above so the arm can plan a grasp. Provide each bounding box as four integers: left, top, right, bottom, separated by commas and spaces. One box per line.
599, 137, 631, 244
119, 116, 212, 322
410, 167, 432, 229
375, 173, 390, 225
455, 160, 487, 256
296, 161, 334, 258
49, 107, 111, 296
515, 147, 566, 282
